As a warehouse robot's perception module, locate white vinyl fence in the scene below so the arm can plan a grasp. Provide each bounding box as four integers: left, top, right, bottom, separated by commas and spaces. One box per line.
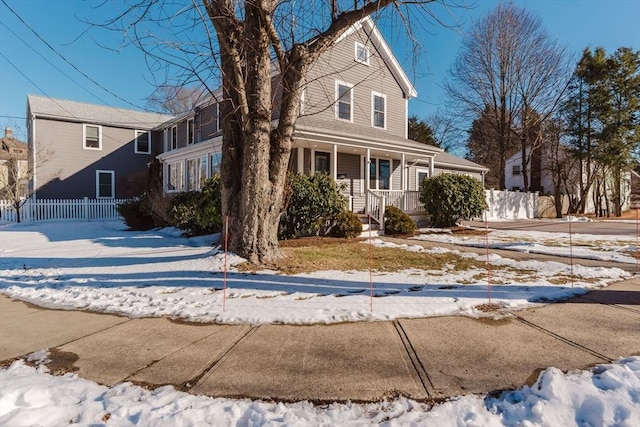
485, 189, 538, 220
0, 198, 129, 223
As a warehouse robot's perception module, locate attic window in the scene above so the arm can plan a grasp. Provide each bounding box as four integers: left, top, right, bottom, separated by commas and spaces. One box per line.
355, 42, 370, 65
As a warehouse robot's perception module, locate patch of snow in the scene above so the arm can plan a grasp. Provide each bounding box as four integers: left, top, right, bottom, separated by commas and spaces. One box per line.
0, 221, 630, 325
1, 356, 638, 426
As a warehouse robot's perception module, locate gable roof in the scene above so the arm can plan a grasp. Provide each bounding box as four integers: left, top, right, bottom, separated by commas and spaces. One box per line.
434, 151, 489, 172
337, 17, 417, 99
27, 95, 174, 129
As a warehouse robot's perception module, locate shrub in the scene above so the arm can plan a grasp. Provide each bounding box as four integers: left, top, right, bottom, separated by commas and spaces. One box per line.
330, 211, 363, 238
279, 172, 347, 239
419, 173, 487, 227
383, 205, 416, 235
170, 175, 222, 236
118, 197, 156, 230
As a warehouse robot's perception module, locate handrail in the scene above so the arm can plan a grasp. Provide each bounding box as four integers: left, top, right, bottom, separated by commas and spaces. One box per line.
366, 190, 386, 227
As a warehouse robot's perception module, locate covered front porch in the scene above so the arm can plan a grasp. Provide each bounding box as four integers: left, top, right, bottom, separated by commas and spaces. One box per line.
290, 138, 436, 225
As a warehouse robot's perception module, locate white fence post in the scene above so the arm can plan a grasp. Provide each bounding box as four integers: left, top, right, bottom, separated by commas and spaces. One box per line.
84, 197, 89, 221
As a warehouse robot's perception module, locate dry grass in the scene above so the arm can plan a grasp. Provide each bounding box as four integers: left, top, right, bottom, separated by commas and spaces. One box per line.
238, 238, 486, 274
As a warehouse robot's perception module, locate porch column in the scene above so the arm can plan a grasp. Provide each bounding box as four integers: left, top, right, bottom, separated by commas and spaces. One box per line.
297, 147, 304, 174
400, 153, 406, 191
332, 144, 338, 181
429, 155, 435, 177
365, 149, 371, 214
365, 149, 371, 192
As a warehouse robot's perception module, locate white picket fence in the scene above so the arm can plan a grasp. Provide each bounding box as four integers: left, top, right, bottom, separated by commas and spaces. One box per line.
0, 198, 129, 223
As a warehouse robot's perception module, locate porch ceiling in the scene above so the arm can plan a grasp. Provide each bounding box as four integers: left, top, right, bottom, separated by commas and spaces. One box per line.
293, 132, 436, 163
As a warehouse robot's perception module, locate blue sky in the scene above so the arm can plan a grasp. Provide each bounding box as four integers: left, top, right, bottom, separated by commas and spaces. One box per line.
1, 0, 639, 142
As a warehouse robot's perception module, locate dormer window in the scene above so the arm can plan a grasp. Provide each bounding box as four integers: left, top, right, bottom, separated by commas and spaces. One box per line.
355, 42, 370, 65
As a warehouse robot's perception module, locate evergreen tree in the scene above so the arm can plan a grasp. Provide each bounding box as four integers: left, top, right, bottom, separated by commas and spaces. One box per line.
562, 47, 639, 216
408, 115, 437, 146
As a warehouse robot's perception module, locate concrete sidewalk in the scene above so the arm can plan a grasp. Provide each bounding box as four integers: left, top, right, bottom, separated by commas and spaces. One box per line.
1, 277, 638, 402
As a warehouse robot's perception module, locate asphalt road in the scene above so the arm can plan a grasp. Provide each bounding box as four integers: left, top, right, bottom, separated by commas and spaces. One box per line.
463, 219, 638, 236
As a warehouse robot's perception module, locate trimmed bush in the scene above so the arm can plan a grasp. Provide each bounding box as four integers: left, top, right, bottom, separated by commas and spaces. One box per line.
330, 211, 363, 238
118, 197, 156, 230
279, 172, 347, 239
170, 175, 222, 236
383, 205, 416, 235
420, 173, 487, 227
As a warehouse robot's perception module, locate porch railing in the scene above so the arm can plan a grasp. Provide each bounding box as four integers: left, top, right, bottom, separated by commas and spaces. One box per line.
368, 190, 422, 212
366, 190, 386, 227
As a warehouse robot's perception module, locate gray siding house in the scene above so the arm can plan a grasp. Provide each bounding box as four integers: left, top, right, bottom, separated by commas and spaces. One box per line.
27, 95, 173, 199
157, 17, 487, 224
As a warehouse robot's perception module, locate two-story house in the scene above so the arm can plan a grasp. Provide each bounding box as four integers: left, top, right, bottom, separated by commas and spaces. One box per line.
156, 17, 488, 223
0, 127, 29, 199
26, 95, 173, 199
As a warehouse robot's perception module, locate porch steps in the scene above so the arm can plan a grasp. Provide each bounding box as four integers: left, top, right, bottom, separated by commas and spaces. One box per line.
358, 214, 384, 238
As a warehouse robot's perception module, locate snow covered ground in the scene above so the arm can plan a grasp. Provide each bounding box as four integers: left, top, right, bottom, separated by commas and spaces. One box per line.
1, 220, 637, 425
413, 226, 638, 265
1, 352, 639, 426
0, 221, 630, 324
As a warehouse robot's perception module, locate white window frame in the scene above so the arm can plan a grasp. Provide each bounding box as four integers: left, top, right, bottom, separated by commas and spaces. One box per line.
211, 152, 222, 175
415, 167, 430, 190
371, 92, 386, 129
166, 162, 183, 193
134, 130, 151, 154
171, 125, 178, 150
83, 124, 102, 150
299, 87, 306, 115
96, 170, 115, 199
187, 118, 194, 145
512, 165, 521, 176
216, 103, 222, 132
355, 42, 370, 66
335, 81, 353, 122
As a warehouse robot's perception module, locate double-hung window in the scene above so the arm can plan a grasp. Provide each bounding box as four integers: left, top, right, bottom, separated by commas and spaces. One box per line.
84, 124, 101, 150
372, 92, 386, 129
167, 162, 183, 192
96, 170, 114, 198
336, 81, 353, 122
134, 130, 150, 154
512, 165, 521, 176
171, 126, 178, 150
187, 118, 194, 145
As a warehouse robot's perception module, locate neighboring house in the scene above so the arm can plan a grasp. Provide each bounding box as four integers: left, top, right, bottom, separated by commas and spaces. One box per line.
505, 149, 550, 194
156, 17, 488, 221
505, 147, 632, 214
0, 127, 29, 198
26, 95, 173, 199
